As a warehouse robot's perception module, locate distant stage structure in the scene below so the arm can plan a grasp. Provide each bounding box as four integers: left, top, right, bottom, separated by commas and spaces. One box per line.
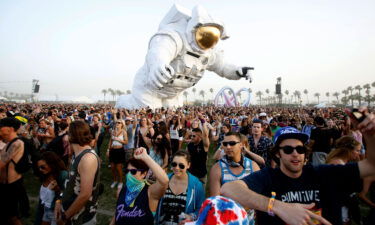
214, 86, 251, 107
115, 4, 253, 109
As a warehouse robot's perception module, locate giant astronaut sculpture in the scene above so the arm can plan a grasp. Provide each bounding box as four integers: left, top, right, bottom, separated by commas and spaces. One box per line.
116, 5, 253, 109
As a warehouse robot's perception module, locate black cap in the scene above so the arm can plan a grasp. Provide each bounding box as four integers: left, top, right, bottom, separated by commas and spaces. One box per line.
0, 117, 21, 130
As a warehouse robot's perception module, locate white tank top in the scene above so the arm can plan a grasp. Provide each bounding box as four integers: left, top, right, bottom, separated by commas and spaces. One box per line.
112, 131, 124, 147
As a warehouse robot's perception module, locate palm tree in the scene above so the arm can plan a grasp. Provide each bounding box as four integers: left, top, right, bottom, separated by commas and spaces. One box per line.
332, 92, 340, 104
101, 89, 108, 102
183, 91, 189, 104
192, 88, 197, 100
284, 90, 289, 104
347, 86, 354, 107
342, 89, 348, 99
295, 90, 301, 105
236, 91, 242, 104
363, 84, 371, 106
354, 85, 362, 105
209, 88, 214, 103
126, 90, 131, 95
265, 89, 270, 105
199, 90, 205, 104
115, 90, 124, 100
108, 88, 115, 101
341, 96, 349, 106
314, 93, 320, 104
372, 81, 375, 88
303, 89, 308, 104
255, 91, 263, 105
364, 90, 371, 106
325, 92, 330, 103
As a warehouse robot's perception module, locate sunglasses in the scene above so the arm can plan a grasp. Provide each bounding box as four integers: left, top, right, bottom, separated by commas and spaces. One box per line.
125, 169, 146, 175
171, 162, 185, 169
190, 135, 197, 138
156, 138, 162, 141
222, 141, 240, 147
279, 145, 307, 154
116, 122, 122, 124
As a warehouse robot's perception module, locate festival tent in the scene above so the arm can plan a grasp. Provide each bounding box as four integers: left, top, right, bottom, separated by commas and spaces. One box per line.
72, 96, 95, 104
0, 96, 7, 101
314, 102, 336, 108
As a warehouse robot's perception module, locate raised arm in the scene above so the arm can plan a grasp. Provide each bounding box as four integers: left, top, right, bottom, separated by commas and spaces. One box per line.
356, 111, 375, 178
201, 122, 210, 152
134, 148, 168, 201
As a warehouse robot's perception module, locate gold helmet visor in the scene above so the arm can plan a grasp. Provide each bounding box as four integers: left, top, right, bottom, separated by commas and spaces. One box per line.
195, 26, 221, 50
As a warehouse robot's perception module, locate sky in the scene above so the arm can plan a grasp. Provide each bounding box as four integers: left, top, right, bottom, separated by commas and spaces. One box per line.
0, 0, 374, 103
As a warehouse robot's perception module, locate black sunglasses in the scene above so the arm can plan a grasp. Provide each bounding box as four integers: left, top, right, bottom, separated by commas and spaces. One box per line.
171, 162, 185, 169
222, 141, 240, 147
279, 145, 307, 154
125, 169, 146, 175
156, 138, 162, 141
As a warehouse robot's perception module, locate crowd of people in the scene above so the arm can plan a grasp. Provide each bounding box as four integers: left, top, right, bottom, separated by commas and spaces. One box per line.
0, 103, 375, 225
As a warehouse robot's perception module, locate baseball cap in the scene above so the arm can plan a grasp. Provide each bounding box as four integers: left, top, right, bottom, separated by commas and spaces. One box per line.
125, 117, 133, 121
0, 117, 21, 130
274, 126, 309, 146
259, 112, 267, 117
15, 116, 28, 125
185, 196, 249, 225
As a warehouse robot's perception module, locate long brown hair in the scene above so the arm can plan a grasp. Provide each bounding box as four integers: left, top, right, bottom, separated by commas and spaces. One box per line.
326, 136, 360, 163
38, 151, 66, 181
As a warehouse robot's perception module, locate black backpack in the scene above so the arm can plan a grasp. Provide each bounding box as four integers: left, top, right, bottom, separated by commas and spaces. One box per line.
6, 137, 34, 174
46, 133, 67, 157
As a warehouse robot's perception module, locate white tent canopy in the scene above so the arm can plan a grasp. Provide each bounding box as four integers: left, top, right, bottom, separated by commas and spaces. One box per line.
72, 96, 94, 104
0, 96, 7, 100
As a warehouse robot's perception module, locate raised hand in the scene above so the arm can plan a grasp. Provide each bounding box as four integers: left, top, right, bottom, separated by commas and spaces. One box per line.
236, 67, 254, 83
149, 64, 175, 89
133, 147, 149, 161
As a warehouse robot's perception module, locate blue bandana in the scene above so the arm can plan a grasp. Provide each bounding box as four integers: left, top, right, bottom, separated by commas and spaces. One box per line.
125, 173, 146, 207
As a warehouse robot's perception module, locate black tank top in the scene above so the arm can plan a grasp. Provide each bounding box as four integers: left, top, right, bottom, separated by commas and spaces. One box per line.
115, 184, 154, 225
187, 141, 207, 178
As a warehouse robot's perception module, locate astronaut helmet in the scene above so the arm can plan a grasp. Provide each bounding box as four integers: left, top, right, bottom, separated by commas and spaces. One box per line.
194, 24, 221, 50
186, 5, 229, 52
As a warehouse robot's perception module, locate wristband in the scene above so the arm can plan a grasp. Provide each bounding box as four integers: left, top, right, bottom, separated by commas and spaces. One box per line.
267, 192, 276, 216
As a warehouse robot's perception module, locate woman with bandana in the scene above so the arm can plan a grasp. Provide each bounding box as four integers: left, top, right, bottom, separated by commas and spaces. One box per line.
110, 147, 169, 225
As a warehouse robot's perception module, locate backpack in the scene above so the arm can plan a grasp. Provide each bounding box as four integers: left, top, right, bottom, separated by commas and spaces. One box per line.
6, 137, 34, 174
46, 133, 67, 157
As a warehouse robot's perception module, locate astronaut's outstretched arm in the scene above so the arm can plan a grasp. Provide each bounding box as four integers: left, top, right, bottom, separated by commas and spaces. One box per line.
146, 33, 183, 89
207, 49, 253, 82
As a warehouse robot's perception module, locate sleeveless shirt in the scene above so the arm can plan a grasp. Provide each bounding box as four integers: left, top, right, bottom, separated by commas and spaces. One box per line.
219, 157, 253, 184
115, 185, 154, 225
62, 149, 100, 225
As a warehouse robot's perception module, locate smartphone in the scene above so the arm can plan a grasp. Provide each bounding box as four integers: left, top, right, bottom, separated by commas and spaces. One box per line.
351, 108, 365, 123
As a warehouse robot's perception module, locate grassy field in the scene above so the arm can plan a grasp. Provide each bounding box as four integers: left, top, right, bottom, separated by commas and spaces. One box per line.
22, 135, 218, 225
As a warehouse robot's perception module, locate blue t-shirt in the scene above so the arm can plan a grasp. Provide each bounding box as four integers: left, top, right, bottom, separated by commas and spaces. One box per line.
241, 163, 361, 225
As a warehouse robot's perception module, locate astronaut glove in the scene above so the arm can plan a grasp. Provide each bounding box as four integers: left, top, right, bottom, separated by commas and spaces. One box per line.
149, 64, 175, 89
236, 67, 254, 83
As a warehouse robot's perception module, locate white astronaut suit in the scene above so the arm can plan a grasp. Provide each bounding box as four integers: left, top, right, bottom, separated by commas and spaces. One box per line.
116, 4, 253, 109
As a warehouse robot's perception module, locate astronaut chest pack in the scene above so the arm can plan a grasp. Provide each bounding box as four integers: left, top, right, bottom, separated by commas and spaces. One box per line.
167, 50, 211, 89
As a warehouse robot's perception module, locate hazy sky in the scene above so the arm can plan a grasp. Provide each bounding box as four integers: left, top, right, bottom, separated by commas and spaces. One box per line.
1, 0, 374, 102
